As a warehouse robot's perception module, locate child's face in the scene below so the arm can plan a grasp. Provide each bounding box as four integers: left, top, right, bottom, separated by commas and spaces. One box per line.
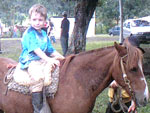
30, 12, 46, 32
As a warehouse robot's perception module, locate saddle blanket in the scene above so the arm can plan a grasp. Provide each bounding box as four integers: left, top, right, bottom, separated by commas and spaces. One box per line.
6, 65, 60, 98
13, 61, 54, 86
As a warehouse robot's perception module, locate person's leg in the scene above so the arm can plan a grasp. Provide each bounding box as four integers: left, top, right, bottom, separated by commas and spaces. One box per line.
32, 91, 43, 113
65, 37, 68, 53
64, 37, 68, 56
105, 102, 114, 113
30, 79, 44, 113
28, 60, 52, 113
28, 61, 45, 113
13, 32, 17, 38
52, 36, 56, 43
60, 36, 68, 56
50, 36, 53, 43
51, 36, 56, 43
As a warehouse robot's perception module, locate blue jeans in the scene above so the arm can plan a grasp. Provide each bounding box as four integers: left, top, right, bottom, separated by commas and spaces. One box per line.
60, 36, 68, 56
13, 32, 17, 38
50, 36, 56, 43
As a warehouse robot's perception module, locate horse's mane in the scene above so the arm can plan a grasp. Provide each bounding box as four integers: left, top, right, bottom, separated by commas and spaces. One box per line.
126, 41, 143, 68
120, 39, 143, 69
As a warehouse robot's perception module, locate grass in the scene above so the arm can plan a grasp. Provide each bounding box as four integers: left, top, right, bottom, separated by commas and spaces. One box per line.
0, 38, 149, 113
86, 41, 115, 50
92, 77, 150, 113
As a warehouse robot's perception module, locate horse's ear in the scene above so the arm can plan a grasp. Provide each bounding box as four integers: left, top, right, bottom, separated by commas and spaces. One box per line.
114, 42, 127, 57
114, 42, 123, 52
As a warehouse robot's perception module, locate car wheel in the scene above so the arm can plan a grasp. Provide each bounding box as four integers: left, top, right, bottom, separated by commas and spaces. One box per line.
110, 33, 114, 36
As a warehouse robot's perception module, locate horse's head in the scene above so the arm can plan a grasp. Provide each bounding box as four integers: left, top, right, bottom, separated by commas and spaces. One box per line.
112, 40, 149, 107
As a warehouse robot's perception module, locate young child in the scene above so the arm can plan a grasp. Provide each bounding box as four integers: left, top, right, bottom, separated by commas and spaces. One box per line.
19, 4, 64, 113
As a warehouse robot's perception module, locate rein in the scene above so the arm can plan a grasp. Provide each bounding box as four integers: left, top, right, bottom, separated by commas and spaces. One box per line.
111, 87, 130, 113
111, 54, 136, 113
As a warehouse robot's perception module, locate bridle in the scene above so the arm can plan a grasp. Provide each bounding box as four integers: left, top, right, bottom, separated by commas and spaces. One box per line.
111, 54, 137, 113
120, 54, 136, 102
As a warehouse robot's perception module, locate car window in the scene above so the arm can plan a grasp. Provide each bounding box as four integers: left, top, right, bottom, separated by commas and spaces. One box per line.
126, 22, 130, 28
114, 27, 117, 30
133, 20, 150, 27
123, 23, 126, 27
117, 27, 120, 30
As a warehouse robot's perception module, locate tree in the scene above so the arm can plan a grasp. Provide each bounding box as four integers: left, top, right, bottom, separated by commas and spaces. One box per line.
96, 0, 120, 33
95, 0, 150, 34
0, 0, 37, 26
67, 0, 99, 55
0, 0, 76, 26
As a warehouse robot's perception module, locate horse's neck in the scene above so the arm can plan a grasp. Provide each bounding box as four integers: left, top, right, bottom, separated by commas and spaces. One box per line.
74, 47, 115, 97
91, 50, 115, 96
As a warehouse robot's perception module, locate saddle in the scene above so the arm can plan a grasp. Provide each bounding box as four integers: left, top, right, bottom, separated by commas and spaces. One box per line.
4, 63, 60, 98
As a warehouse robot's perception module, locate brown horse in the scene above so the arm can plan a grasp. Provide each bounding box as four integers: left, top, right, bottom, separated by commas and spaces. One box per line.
0, 40, 149, 113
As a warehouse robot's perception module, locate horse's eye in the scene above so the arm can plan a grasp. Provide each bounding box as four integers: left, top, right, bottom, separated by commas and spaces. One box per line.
130, 67, 138, 72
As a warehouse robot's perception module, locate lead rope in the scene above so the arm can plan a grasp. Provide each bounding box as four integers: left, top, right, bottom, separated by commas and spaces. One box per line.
111, 88, 122, 113
111, 87, 129, 113
118, 87, 131, 113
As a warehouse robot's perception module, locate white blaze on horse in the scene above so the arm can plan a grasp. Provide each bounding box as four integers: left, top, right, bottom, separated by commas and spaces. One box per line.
0, 38, 149, 113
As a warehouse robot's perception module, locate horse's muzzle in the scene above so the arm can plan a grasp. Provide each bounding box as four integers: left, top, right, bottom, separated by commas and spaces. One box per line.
135, 95, 149, 107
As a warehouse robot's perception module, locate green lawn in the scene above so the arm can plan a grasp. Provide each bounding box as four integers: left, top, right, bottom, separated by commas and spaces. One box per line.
0, 38, 149, 113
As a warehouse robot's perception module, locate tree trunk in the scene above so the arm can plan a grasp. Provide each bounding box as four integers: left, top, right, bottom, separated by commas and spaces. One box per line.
66, 0, 98, 55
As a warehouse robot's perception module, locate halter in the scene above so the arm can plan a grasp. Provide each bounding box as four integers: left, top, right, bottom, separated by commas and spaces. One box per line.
120, 54, 135, 100
111, 54, 137, 113
120, 54, 137, 112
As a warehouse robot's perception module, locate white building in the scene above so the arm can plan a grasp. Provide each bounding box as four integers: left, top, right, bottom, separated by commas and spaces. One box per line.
22, 16, 96, 38
50, 17, 95, 38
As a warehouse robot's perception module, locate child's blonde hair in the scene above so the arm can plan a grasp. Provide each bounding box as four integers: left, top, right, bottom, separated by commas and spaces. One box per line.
29, 4, 47, 19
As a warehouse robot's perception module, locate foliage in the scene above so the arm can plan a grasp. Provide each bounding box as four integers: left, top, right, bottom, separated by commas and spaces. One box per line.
96, 0, 150, 34
0, 0, 34, 26
0, 0, 76, 27
123, 0, 150, 19
1, 0, 149, 34
96, 0, 120, 33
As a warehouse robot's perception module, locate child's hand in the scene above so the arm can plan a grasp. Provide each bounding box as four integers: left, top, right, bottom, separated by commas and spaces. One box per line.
50, 51, 65, 60
46, 58, 60, 67
128, 101, 137, 113
53, 56, 65, 60
109, 80, 118, 88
